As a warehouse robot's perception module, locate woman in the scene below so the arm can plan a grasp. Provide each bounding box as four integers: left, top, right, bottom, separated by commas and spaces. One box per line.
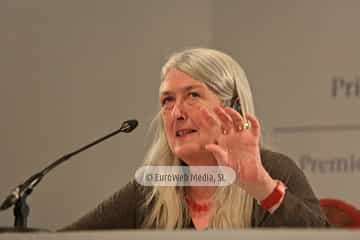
61, 48, 329, 230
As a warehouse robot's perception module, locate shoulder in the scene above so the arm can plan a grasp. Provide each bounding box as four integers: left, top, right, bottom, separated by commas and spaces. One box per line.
112, 179, 152, 204
59, 180, 149, 230
260, 148, 297, 170
259, 148, 302, 182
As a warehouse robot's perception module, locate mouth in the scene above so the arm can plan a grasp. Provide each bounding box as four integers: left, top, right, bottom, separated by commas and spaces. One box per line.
175, 129, 198, 137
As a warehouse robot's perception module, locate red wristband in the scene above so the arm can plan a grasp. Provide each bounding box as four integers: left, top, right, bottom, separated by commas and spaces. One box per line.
260, 181, 287, 211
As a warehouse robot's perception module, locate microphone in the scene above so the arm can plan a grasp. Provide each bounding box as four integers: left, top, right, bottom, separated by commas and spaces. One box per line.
119, 119, 138, 133
0, 189, 20, 211
0, 119, 138, 212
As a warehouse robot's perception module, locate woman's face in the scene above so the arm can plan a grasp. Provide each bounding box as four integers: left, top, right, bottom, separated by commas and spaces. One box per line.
160, 68, 222, 163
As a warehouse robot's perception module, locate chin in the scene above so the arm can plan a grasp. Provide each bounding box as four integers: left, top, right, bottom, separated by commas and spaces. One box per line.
173, 143, 202, 159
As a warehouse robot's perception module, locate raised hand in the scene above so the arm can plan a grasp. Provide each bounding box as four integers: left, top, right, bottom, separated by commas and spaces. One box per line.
202, 106, 277, 201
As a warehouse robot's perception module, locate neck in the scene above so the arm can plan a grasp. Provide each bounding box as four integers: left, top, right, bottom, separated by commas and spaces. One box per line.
179, 146, 218, 166
180, 148, 219, 201
185, 186, 217, 202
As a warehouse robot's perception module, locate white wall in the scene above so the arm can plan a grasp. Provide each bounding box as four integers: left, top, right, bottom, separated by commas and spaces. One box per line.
212, 0, 360, 207
0, 0, 212, 229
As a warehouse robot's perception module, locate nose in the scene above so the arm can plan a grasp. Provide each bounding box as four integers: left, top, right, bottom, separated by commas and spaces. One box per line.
172, 100, 187, 121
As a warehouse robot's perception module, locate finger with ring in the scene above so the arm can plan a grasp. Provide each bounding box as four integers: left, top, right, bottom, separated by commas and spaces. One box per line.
243, 121, 250, 130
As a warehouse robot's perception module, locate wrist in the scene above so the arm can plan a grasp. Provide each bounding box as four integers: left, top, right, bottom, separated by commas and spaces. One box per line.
249, 174, 277, 202
258, 180, 287, 213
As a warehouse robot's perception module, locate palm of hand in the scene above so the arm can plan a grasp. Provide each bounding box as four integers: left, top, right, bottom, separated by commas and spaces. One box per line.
204, 107, 265, 186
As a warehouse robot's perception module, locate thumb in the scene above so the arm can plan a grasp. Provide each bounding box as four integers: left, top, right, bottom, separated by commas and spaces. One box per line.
205, 144, 228, 166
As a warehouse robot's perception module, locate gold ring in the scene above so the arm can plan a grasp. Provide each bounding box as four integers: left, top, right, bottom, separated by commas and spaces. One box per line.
243, 122, 250, 130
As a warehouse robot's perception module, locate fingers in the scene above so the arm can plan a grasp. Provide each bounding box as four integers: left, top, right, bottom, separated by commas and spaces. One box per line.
245, 114, 260, 130
222, 107, 261, 133
194, 106, 261, 137
223, 107, 245, 131
201, 106, 238, 135
198, 107, 221, 129
214, 106, 234, 134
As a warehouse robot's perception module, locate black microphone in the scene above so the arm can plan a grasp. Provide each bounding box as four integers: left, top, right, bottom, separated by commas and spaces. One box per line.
0, 119, 138, 211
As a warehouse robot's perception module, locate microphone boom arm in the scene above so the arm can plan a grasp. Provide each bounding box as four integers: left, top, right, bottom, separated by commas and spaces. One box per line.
0, 119, 138, 229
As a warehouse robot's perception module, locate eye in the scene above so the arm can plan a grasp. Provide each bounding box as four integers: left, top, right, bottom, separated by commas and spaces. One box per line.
161, 96, 174, 106
189, 91, 200, 98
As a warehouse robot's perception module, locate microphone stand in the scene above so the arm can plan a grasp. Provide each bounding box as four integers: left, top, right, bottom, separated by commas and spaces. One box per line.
0, 119, 138, 232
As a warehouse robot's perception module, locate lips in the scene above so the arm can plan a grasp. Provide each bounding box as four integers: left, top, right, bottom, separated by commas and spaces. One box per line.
175, 129, 197, 137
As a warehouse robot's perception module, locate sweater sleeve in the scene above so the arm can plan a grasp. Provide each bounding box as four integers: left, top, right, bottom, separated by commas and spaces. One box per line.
58, 180, 140, 231
252, 150, 330, 227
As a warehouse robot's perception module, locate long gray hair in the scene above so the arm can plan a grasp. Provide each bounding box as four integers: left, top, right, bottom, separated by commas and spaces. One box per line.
142, 48, 256, 229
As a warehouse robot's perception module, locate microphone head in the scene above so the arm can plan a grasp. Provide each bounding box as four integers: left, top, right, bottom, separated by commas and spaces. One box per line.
121, 119, 138, 133
0, 188, 19, 211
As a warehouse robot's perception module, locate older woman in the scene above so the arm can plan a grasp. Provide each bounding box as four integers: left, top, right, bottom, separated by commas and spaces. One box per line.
61, 48, 329, 230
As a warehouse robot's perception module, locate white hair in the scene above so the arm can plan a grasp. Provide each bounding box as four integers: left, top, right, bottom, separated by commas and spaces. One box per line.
142, 48, 256, 229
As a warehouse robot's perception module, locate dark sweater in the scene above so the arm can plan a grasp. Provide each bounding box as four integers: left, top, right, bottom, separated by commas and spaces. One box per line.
60, 149, 329, 230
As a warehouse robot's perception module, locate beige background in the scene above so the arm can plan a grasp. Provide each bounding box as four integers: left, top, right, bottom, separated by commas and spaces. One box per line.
213, 0, 360, 210
0, 0, 359, 230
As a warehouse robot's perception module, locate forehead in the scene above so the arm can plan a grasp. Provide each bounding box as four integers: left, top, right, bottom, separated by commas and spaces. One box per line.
160, 69, 206, 94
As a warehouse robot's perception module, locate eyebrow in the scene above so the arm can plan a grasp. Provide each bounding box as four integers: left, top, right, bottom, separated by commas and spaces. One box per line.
160, 84, 204, 96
